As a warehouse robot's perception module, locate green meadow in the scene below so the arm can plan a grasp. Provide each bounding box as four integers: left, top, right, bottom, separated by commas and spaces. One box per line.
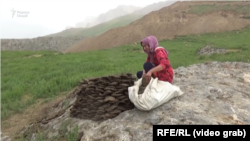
1, 26, 250, 120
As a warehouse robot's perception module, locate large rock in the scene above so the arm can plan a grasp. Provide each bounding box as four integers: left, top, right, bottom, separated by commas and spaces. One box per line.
13, 61, 250, 141
1, 132, 11, 141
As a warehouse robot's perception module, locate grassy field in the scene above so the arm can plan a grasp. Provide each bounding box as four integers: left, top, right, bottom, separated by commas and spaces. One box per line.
188, 3, 250, 15
1, 26, 250, 120
45, 14, 143, 37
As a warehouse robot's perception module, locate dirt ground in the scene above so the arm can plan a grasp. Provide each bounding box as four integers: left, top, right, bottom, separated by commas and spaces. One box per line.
63, 1, 250, 53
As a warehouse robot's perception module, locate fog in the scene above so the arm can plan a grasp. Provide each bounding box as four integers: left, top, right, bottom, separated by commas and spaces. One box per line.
1, 0, 171, 39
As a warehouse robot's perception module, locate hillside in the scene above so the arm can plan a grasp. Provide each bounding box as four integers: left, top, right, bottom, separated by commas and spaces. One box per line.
133, 0, 176, 15
75, 5, 142, 28
75, 1, 175, 28
64, 1, 250, 53
45, 1, 175, 38
45, 14, 143, 37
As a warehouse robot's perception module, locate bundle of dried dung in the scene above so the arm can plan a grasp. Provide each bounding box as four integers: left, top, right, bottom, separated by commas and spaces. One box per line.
70, 73, 136, 121
138, 76, 150, 94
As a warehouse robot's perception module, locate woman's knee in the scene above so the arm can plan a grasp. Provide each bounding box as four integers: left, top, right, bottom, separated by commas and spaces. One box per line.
143, 62, 154, 73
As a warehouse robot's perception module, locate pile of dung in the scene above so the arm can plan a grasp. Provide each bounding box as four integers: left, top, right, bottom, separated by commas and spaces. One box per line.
70, 73, 136, 121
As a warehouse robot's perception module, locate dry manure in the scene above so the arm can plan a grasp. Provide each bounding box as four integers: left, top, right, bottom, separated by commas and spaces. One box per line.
70, 73, 136, 121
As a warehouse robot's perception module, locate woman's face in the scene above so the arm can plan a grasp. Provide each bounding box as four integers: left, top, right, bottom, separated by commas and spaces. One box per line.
142, 42, 150, 53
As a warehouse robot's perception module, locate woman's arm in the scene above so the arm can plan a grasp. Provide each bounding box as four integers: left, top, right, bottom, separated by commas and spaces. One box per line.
145, 49, 169, 81
148, 65, 163, 74
154, 48, 170, 70
145, 65, 163, 82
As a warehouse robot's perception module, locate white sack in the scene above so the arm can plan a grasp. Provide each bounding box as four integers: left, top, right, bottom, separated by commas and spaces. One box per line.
128, 77, 184, 111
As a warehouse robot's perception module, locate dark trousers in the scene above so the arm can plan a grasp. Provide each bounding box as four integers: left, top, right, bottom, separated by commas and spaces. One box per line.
136, 62, 154, 79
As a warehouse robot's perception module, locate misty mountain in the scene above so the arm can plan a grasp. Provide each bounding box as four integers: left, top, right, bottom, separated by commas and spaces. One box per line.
133, 0, 176, 15
75, 1, 176, 28
75, 16, 98, 28
75, 5, 142, 28
96, 5, 142, 24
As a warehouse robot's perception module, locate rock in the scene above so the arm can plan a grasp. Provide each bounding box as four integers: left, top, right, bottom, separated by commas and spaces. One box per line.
30, 133, 37, 141
16, 62, 250, 141
197, 45, 228, 55
0, 132, 11, 141
77, 131, 84, 141
48, 131, 59, 139
1, 136, 11, 141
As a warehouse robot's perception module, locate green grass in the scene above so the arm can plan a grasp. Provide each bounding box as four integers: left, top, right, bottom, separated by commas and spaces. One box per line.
188, 4, 250, 15
1, 26, 250, 120
46, 13, 143, 37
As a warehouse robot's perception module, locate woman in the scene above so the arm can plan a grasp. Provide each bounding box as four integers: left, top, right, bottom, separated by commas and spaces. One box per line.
136, 35, 174, 84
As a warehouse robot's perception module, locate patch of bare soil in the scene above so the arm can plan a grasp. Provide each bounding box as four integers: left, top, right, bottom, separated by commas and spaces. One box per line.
25, 54, 43, 58
227, 49, 242, 52
176, 10, 250, 35
63, 1, 250, 53
197, 45, 228, 55
197, 46, 244, 55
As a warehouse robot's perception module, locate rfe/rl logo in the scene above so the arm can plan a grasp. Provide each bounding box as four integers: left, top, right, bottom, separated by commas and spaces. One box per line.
10, 8, 16, 18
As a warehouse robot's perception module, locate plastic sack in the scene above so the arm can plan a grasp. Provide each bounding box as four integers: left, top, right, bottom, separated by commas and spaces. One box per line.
128, 77, 184, 111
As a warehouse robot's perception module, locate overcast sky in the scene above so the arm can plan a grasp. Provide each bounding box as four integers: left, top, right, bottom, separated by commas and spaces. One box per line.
1, 0, 173, 39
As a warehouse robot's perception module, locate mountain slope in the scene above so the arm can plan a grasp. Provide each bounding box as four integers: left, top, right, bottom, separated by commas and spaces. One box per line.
75, 1, 175, 28
63, 1, 250, 53
45, 14, 143, 37
75, 5, 142, 28
133, 0, 176, 15
45, 1, 175, 38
